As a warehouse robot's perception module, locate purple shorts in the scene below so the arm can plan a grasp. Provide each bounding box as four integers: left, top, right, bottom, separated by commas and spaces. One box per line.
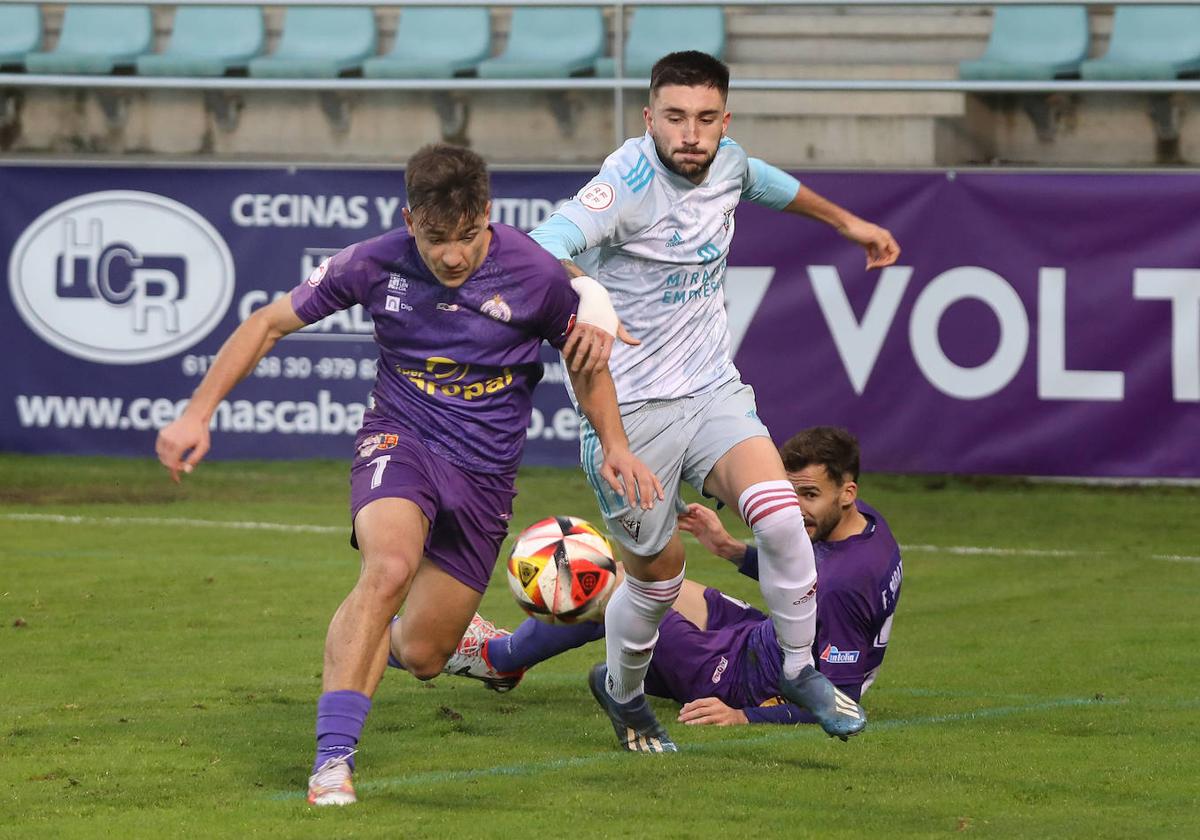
349, 424, 516, 593
644, 588, 767, 707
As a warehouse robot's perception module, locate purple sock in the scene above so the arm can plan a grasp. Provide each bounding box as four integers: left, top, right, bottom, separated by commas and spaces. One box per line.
386, 616, 405, 670
486, 618, 605, 673
313, 690, 371, 773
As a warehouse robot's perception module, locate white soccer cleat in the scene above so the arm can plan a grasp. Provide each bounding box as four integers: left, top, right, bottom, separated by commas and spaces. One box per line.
307, 753, 357, 806
442, 614, 526, 693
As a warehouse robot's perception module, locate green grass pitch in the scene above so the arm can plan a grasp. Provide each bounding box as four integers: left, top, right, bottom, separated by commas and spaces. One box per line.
2, 454, 1198, 838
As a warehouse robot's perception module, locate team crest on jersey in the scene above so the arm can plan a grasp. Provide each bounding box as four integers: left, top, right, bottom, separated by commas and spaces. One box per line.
307, 258, 330, 287
579, 182, 615, 212
357, 433, 399, 459
819, 644, 860, 665
481, 294, 512, 322
721, 204, 736, 232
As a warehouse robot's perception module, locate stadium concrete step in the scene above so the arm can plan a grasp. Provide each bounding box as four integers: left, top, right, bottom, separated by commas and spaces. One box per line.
728, 62, 959, 80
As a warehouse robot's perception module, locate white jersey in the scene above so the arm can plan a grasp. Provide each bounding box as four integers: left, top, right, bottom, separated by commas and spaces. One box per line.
554, 133, 761, 408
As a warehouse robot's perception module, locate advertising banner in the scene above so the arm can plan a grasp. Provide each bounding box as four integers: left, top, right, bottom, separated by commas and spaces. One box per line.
2, 164, 1197, 477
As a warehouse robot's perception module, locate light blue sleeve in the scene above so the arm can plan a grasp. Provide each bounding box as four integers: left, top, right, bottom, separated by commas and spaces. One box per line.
742, 158, 801, 211
529, 214, 590, 261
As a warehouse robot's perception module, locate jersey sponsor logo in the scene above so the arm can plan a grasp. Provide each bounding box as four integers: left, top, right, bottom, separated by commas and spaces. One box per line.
666, 231, 684, 248
697, 242, 722, 264
436, 302, 460, 312
307, 258, 330, 288
579, 182, 615, 211
710, 656, 730, 684
820, 644, 861, 665
481, 293, 512, 322
387, 273, 409, 293
398, 356, 514, 402
385, 296, 401, 313
9, 190, 234, 365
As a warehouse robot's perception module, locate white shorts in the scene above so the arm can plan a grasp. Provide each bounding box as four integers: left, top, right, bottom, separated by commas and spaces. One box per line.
578, 376, 770, 556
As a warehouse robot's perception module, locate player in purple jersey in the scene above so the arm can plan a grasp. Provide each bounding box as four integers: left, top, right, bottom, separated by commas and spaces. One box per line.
155, 144, 661, 807
445, 426, 903, 725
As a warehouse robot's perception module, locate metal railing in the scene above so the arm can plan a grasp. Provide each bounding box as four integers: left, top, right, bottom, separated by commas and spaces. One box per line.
3, 0, 1199, 147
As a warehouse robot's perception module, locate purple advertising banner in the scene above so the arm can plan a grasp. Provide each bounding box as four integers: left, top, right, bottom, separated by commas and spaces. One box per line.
1, 164, 1197, 477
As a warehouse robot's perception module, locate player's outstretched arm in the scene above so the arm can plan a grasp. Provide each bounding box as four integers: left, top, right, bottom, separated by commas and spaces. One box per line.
156, 296, 305, 482
568, 366, 663, 511
783, 185, 900, 270
677, 503, 748, 564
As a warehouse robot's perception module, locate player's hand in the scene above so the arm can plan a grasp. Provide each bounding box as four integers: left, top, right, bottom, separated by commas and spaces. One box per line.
155, 414, 211, 483
678, 697, 749, 726
677, 503, 746, 563
838, 217, 900, 270
599, 446, 664, 511
562, 321, 640, 375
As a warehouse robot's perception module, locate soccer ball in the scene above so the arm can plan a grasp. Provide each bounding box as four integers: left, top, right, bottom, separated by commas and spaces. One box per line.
507, 516, 617, 624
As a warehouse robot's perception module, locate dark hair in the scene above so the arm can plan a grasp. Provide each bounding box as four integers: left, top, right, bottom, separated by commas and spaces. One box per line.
404, 143, 490, 230
780, 426, 861, 484
650, 50, 730, 99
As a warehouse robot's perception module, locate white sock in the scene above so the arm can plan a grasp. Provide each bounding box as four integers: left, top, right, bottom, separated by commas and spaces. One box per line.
603, 569, 685, 704
739, 480, 817, 680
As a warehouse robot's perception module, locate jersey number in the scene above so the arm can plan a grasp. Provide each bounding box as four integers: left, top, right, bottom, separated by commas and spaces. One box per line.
369, 454, 391, 490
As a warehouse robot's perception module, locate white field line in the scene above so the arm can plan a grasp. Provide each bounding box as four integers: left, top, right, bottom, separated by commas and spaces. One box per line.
2, 508, 1200, 561
3, 512, 1198, 562
0, 511, 343, 534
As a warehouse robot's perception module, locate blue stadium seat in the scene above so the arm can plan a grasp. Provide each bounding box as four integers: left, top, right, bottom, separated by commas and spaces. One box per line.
477, 7, 603, 78
595, 7, 726, 78
249, 6, 376, 78
0, 5, 41, 67
137, 6, 265, 77
959, 5, 1089, 80
25, 5, 153, 75
364, 7, 490, 78
1081, 5, 1200, 80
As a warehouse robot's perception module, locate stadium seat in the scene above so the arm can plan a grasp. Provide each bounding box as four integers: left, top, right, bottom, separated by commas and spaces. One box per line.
137, 7, 265, 77
364, 7, 490, 79
24, 5, 153, 75
0, 5, 41, 68
958, 5, 1089, 80
595, 7, 726, 78
1080, 5, 1200, 80
248, 6, 376, 78
476, 7, 604, 78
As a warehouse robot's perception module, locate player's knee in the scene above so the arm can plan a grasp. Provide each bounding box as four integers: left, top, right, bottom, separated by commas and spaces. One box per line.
395, 638, 450, 680
358, 555, 418, 604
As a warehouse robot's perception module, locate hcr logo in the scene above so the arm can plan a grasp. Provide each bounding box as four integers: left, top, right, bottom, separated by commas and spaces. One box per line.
54, 218, 189, 332
9, 190, 235, 364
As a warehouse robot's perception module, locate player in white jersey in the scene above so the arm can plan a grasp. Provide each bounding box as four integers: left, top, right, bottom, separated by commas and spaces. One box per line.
530, 51, 900, 752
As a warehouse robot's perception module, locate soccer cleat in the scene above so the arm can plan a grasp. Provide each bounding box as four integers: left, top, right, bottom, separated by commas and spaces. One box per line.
307, 752, 357, 806
779, 665, 867, 741
587, 664, 677, 753
441, 614, 526, 693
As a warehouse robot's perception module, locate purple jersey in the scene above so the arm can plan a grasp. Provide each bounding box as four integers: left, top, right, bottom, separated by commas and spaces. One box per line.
737, 499, 903, 715
291, 224, 577, 475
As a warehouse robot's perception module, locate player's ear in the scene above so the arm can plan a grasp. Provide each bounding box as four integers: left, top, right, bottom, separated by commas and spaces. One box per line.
841, 478, 858, 508
721, 110, 731, 134
401, 206, 415, 235
643, 106, 653, 131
